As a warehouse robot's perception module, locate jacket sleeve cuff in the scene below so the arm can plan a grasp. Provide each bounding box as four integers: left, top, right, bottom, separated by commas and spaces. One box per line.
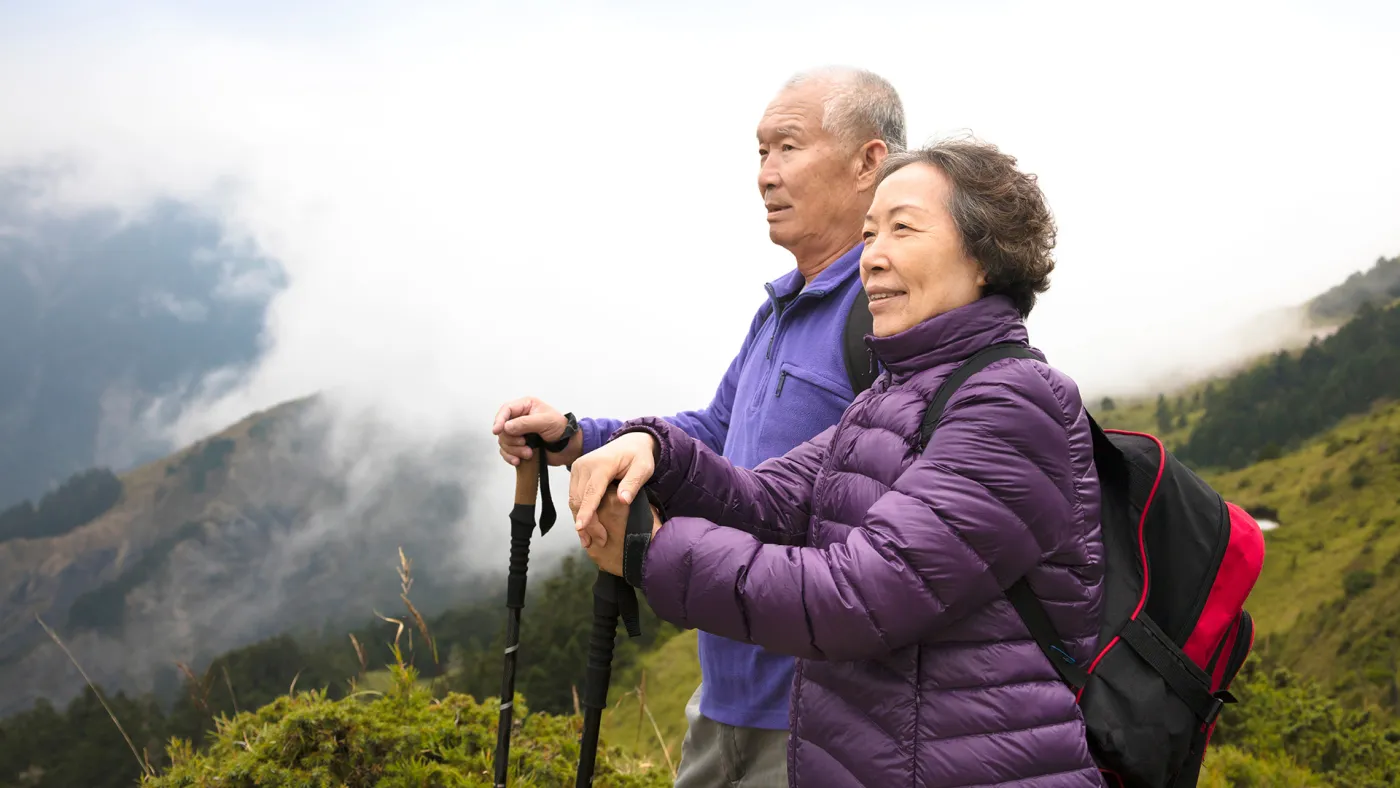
578, 416, 610, 457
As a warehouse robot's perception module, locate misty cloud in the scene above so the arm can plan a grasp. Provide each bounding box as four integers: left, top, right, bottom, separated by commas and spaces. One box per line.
0, 0, 1397, 555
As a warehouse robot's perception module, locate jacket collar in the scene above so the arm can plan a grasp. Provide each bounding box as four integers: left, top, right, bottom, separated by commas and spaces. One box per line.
765, 242, 863, 302
865, 294, 1034, 377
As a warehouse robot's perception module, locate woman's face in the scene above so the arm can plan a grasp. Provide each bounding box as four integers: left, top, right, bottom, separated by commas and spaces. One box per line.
860, 162, 985, 337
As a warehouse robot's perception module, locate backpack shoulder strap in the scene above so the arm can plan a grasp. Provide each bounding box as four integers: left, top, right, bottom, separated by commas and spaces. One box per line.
916, 342, 1090, 691
917, 343, 1038, 451
843, 288, 878, 395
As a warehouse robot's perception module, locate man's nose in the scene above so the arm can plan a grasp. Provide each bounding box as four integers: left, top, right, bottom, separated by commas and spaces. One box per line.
758, 159, 780, 193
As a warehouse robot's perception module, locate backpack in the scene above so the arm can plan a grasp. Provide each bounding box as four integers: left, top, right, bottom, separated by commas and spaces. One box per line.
919, 343, 1266, 788
843, 287, 880, 394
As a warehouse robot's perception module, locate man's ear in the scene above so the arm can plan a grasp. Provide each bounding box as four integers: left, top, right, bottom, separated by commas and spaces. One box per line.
854, 139, 888, 191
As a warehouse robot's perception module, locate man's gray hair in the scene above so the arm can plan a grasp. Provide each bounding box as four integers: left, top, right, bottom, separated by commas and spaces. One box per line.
782, 66, 907, 153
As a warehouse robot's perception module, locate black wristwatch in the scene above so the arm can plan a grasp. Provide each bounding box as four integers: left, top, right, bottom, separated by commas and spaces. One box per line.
543, 411, 579, 453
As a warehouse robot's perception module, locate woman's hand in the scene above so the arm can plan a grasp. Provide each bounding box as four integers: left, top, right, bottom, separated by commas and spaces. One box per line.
583, 489, 663, 576
568, 431, 657, 548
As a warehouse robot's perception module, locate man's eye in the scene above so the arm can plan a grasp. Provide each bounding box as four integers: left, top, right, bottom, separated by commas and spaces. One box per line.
782, 144, 795, 152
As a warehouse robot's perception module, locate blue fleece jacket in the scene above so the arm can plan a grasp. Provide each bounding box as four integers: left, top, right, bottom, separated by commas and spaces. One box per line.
578, 243, 867, 729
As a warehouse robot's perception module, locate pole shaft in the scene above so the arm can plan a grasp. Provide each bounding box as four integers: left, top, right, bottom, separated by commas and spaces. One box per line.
493, 607, 522, 786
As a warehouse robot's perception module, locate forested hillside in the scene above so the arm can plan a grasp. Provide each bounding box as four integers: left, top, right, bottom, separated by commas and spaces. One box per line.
1307, 254, 1400, 324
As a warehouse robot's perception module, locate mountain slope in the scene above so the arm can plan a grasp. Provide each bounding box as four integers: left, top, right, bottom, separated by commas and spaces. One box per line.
0, 394, 490, 718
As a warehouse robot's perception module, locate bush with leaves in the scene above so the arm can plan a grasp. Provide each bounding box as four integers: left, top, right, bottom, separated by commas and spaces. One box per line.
141, 663, 670, 787
1210, 658, 1400, 787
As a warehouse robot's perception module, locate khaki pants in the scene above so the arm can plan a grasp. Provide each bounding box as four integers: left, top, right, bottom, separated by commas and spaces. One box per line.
672, 683, 789, 787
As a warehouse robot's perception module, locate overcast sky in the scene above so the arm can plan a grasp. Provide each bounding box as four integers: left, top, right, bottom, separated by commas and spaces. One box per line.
2, 0, 1398, 550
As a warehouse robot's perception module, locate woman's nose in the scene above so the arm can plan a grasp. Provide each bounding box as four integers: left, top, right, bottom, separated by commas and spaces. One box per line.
860, 241, 887, 273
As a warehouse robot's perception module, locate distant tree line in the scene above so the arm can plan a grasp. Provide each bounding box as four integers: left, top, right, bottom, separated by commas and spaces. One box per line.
1180, 300, 1400, 470
0, 467, 122, 543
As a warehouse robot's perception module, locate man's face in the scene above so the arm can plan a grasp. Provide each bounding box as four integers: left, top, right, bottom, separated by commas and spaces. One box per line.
756, 82, 861, 253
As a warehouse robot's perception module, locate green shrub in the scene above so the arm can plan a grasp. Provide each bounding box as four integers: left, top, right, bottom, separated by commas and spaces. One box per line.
1211, 659, 1400, 786
1345, 570, 1377, 598
142, 664, 670, 787
1308, 483, 1334, 503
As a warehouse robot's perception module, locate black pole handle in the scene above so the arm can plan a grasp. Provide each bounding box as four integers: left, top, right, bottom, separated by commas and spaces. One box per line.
574, 492, 653, 786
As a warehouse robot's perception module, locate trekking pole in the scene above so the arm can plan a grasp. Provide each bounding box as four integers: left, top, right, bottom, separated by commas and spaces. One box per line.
575, 490, 650, 787
493, 431, 559, 787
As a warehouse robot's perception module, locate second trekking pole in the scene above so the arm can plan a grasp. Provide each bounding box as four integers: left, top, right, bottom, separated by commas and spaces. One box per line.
574, 490, 651, 787
492, 423, 569, 787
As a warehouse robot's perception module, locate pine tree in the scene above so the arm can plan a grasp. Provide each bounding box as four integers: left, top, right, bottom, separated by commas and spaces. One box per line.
1155, 393, 1173, 433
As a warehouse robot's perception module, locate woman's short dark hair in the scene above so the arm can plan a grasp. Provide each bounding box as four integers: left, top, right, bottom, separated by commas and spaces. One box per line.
874, 135, 1056, 318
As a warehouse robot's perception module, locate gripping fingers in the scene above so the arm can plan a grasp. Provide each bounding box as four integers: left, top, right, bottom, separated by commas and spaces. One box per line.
569, 476, 607, 540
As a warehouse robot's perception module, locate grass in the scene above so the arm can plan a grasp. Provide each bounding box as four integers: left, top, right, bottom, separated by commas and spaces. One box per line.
600, 628, 700, 775
1203, 401, 1400, 634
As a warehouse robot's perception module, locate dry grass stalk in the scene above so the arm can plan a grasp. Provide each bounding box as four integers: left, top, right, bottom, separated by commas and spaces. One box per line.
642, 702, 676, 778
375, 611, 405, 652
35, 615, 154, 778
397, 545, 439, 665
604, 670, 676, 780
349, 633, 368, 674
221, 664, 240, 713
175, 661, 213, 713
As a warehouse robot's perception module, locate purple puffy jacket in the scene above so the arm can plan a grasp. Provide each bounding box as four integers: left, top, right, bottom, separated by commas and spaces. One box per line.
615, 294, 1107, 787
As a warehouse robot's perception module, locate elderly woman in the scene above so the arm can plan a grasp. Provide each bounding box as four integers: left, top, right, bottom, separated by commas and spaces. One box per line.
570, 137, 1106, 788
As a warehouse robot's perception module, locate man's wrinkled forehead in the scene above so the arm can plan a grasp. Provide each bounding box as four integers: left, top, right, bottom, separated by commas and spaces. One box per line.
756, 86, 825, 142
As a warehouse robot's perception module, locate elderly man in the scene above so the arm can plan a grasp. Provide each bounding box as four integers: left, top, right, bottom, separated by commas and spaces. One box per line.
492, 65, 905, 786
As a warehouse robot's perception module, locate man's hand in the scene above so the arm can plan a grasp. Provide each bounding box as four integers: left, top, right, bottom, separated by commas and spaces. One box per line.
568, 432, 657, 548
584, 487, 663, 576
492, 396, 583, 467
